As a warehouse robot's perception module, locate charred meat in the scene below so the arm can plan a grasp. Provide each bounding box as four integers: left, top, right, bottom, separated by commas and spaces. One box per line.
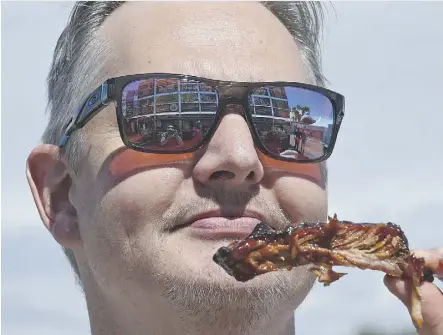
213, 214, 434, 328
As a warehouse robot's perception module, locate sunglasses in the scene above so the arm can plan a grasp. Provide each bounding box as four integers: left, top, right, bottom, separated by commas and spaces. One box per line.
60, 73, 345, 163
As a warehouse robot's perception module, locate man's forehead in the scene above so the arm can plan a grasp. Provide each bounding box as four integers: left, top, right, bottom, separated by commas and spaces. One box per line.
98, 1, 307, 83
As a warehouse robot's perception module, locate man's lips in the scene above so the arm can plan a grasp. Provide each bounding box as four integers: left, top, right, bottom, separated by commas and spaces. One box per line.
172, 210, 269, 239
188, 217, 262, 239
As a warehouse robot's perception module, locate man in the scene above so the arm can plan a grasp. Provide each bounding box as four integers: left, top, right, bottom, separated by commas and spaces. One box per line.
160, 125, 184, 148
26, 2, 442, 335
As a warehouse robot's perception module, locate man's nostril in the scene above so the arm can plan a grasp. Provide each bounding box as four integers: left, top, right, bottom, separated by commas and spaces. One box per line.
246, 171, 255, 180
209, 170, 256, 181
210, 170, 235, 180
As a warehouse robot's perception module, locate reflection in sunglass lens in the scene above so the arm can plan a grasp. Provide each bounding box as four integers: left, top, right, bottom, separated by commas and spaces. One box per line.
249, 86, 334, 161
120, 78, 218, 151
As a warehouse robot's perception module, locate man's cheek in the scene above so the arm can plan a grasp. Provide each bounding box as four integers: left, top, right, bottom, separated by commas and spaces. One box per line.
76, 187, 162, 277
97, 182, 170, 234
108, 148, 194, 181
259, 152, 327, 188
273, 177, 327, 221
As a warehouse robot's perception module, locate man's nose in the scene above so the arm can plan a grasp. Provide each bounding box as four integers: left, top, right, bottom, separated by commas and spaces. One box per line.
193, 105, 264, 188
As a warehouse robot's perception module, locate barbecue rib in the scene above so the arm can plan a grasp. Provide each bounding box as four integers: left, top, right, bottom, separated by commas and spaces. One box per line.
213, 214, 434, 328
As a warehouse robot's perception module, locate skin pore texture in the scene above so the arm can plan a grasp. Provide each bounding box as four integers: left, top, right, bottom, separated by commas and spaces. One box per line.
27, 2, 329, 335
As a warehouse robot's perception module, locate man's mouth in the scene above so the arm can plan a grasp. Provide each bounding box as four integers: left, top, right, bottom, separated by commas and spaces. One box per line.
188, 217, 263, 239
172, 210, 269, 239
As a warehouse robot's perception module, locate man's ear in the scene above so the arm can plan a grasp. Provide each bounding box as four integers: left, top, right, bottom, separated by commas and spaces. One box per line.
26, 144, 81, 249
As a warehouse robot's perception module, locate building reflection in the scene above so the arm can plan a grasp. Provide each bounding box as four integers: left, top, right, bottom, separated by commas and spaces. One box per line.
249, 86, 331, 159
122, 78, 218, 149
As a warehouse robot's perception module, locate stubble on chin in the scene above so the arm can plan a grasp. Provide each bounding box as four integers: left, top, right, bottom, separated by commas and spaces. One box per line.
156, 259, 316, 333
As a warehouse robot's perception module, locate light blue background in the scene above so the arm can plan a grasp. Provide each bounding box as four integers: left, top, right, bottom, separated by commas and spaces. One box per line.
2, 2, 442, 334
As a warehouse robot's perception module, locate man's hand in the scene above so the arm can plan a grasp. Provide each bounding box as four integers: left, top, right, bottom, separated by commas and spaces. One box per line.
384, 248, 443, 334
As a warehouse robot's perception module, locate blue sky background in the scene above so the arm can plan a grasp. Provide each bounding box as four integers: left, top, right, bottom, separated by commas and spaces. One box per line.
2, 2, 443, 335
286, 87, 333, 119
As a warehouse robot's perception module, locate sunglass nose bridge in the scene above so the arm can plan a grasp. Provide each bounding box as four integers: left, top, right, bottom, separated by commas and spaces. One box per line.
217, 103, 256, 137
218, 100, 249, 122
218, 84, 249, 99
217, 85, 250, 117
222, 103, 246, 114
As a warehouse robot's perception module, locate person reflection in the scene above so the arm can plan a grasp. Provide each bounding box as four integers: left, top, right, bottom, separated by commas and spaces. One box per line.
183, 120, 204, 148
160, 125, 184, 147
263, 126, 280, 154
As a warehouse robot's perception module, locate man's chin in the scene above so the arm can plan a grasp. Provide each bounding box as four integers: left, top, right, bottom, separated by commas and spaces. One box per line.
154, 233, 315, 297
135, 235, 316, 315
195, 262, 314, 289
159, 259, 315, 315
163, 241, 314, 290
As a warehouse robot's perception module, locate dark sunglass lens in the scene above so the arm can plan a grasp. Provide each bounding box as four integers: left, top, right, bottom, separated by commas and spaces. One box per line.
120, 78, 218, 152
249, 86, 334, 161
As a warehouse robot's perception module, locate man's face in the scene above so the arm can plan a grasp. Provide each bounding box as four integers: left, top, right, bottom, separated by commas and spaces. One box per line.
66, 2, 327, 315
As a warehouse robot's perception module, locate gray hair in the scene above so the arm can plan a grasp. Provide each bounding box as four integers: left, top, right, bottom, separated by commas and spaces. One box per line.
43, 1, 326, 283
